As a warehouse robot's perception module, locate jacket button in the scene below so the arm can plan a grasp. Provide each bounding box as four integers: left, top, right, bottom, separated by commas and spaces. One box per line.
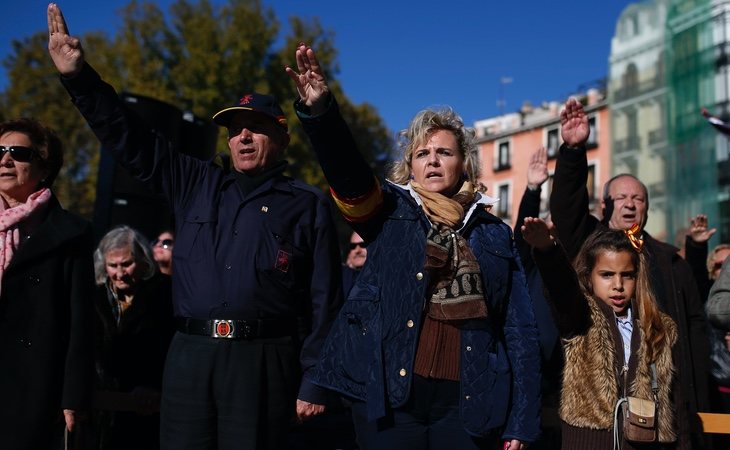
466, 346, 472, 351
465, 395, 471, 400
399, 368, 407, 377
406, 320, 414, 328
416, 272, 423, 280
28, 275, 40, 284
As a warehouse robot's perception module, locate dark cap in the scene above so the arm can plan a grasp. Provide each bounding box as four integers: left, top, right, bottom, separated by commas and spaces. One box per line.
212, 93, 288, 132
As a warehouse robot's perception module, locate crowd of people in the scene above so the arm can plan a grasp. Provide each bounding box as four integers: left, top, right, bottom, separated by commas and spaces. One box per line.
1, 3, 729, 450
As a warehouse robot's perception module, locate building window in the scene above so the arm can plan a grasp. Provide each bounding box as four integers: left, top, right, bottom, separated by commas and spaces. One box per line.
587, 116, 598, 148
494, 140, 511, 171
546, 128, 560, 159
496, 183, 511, 218
624, 63, 639, 96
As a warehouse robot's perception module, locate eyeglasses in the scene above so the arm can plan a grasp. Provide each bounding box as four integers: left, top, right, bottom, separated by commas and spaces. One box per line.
349, 242, 365, 250
0, 146, 39, 163
153, 239, 174, 249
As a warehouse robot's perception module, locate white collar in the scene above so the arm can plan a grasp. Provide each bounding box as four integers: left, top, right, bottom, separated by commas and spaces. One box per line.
615, 305, 633, 324
391, 180, 499, 231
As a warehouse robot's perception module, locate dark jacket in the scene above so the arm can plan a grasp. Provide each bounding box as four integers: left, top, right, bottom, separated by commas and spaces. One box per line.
684, 236, 711, 301
550, 143, 710, 440
95, 272, 174, 391
0, 195, 95, 450
514, 187, 561, 382
298, 99, 541, 442
708, 260, 730, 331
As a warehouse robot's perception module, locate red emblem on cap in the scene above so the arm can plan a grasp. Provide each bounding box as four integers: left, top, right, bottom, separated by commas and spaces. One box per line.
275, 250, 291, 273
239, 94, 253, 105
216, 321, 232, 337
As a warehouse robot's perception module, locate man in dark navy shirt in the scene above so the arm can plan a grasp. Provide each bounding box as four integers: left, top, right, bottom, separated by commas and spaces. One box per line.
48, 5, 343, 449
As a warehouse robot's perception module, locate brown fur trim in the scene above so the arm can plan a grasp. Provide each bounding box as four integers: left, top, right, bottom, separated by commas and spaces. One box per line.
559, 297, 677, 442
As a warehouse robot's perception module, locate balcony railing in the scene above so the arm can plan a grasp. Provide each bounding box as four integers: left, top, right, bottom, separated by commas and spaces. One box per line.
614, 135, 641, 154
648, 128, 666, 146
612, 78, 662, 102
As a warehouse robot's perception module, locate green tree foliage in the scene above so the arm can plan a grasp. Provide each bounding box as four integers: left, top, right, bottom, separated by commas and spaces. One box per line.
0, 31, 119, 217
0, 0, 392, 218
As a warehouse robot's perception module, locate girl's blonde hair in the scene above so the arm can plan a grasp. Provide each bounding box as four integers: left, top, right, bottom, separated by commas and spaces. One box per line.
573, 229, 669, 363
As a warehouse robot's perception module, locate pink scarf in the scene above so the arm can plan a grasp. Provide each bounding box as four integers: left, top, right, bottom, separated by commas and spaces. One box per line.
0, 188, 52, 293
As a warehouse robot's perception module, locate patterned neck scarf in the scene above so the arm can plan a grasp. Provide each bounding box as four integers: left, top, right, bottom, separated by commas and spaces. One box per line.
411, 181, 487, 322
105, 280, 133, 326
0, 188, 52, 296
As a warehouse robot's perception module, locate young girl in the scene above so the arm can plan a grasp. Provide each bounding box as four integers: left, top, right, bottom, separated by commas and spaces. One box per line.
522, 218, 679, 450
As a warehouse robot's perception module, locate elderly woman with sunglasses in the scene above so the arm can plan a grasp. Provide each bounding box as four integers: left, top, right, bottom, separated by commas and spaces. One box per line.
287, 45, 540, 450
0, 118, 96, 448
93, 225, 175, 449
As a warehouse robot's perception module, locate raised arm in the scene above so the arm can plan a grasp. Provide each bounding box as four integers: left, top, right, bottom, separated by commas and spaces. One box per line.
685, 214, 714, 300
514, 147, 548, 267
48, 6, 199, 213
560, 98, 590, 148
521, 217, 590, 337
47, 3, 84, 77
288, 44, 382, 231
285, 44, 330, 116
549, 98, 596, 260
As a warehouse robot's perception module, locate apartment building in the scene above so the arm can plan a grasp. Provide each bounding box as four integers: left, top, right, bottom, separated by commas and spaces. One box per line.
474, 90, 611, 227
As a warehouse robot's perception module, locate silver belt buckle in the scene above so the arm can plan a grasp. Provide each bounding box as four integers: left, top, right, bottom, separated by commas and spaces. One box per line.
212, 319, 235, 338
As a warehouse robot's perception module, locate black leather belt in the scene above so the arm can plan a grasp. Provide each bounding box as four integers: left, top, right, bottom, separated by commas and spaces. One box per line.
175, 317, 297, 340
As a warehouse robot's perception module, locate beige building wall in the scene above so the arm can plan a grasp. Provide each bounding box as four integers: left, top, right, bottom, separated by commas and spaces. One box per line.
609, 0, 669, 239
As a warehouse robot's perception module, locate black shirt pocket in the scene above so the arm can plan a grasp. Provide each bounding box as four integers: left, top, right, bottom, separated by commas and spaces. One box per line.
174, 212, 217, 262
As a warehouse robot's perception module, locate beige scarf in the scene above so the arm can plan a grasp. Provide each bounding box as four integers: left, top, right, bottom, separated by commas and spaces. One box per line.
0, 188, 52, 295
411, 182, 487, 321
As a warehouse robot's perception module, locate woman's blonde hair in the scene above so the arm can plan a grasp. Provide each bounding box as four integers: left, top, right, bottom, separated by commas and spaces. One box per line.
574, 229, 670, 363
388, 108, 484, 192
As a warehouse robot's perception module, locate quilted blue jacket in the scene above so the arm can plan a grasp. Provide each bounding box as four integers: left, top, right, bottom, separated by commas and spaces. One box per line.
298, 98, 541, 442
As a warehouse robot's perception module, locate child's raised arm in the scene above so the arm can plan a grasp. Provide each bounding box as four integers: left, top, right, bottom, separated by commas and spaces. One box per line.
521, 217, 554, 250
523, 218, 591, 337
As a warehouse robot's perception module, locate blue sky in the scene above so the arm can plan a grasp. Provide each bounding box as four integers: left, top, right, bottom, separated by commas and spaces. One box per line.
3, 0, 636, 133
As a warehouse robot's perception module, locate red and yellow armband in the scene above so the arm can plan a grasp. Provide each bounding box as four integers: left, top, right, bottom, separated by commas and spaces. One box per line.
331, 178, 383, 223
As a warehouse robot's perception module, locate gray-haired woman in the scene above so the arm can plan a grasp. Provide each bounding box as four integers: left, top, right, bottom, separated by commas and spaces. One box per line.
93, 226, 174, 450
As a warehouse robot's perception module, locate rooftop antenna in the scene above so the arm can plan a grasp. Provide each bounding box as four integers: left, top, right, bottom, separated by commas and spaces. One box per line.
497, 76, 513, 116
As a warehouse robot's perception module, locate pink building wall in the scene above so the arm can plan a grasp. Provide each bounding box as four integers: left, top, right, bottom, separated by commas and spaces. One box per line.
477, 103, 611, 226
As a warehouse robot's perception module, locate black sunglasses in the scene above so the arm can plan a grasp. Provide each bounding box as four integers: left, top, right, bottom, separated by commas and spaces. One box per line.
0, 145, 39, 163
153, 239, 174, 249
349, 242, 365, 250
